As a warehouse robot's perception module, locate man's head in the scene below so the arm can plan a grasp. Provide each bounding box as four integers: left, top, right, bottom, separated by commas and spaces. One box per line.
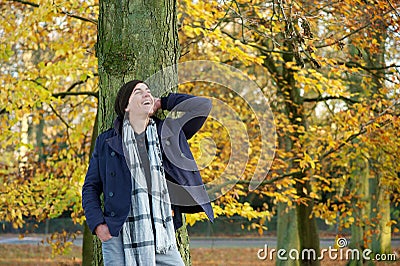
115, 80, 154, 119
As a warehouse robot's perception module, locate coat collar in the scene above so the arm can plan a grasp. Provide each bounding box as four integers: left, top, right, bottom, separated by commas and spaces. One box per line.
155, 116, 175, 140
105, 118, 124, 156
106, 117, 176, 156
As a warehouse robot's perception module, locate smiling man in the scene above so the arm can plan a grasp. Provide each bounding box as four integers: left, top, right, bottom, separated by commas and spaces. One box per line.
82, 80, 214, 265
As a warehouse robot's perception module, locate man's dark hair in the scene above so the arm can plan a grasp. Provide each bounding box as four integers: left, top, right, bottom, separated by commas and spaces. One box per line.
114, 80, 145, 119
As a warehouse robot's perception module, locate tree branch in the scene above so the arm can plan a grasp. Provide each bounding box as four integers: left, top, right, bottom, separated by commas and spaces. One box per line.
9, 0, 38, 7
54, 5, 97, 25
206, 170, 302, 195
344, 62, 400, 84
24, 75, 98, 99
9, 0, 97, 25
320, 99, 400, 160
220, 29, 292, 55
207, 99, 399, 195
293, 0, 342, 18
344, 61, 400, 71
315, 9, 395, 49
231, 0, 245, 42
318, 60, 400, 85
67, 73, 98, 92
303, 95, 359, 104
53, 91, 98, 99
48, 104, 71, 129
386, 0, 400, 18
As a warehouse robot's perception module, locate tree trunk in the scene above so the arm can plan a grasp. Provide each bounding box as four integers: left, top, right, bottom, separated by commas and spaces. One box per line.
346, 10, 392, 261
175, 216, 191, 265
82, 222, 95, 266
277, 202, 300, 266
82, 111, 98, 266
366, 17, 391, 257
273, 38, 320, 266
348, 156, 370, 266
97, 0, 179, 131
83, 0, 190, 265
275, 106, 300, 266
371, 190, 391, 254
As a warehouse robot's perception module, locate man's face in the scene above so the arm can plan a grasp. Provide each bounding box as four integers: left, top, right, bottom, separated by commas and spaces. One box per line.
126, 83, 154, 118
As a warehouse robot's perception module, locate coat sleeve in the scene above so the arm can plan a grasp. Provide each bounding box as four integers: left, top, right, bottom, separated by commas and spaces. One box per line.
82, 137, 105, 234
160, 93, 212, 139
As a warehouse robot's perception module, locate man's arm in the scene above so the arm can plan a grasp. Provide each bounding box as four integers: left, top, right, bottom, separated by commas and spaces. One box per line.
82, 137, 106, 235
160, 93, 212, 139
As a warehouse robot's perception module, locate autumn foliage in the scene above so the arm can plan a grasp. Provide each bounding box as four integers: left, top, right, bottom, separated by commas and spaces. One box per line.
1, 0, 399, 258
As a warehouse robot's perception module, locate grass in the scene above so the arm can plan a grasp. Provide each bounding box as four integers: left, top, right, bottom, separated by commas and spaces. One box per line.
191, 247, 399, 266
0, 244, 81, 266
0, 244, 398, 265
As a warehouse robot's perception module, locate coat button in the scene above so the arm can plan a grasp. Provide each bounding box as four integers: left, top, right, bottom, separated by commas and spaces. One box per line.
180, 153, 185, 158
110, 171, 115, 176
165, 140, 170, 146
111, 151, 115, 157
111, 212, 115, 217
109, 192, 114, 197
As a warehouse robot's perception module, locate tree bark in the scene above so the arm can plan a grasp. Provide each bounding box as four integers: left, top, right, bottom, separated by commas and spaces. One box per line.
367, 17, 391, 257
277, 202, 300, 266
274, 96, 300, 266
97, 0, 180, 131
83, 0, 190, 265
82, 110, 98, 266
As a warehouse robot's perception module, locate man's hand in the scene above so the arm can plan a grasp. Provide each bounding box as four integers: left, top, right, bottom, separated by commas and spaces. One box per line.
95, 223, 112, 242
151, 98, 161, 115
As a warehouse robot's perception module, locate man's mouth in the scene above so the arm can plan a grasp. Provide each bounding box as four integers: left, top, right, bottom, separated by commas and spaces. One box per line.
142, 100, 152, 106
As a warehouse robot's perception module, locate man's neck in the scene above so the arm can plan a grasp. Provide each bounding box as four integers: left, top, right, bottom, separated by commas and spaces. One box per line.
129, 115, 149, 134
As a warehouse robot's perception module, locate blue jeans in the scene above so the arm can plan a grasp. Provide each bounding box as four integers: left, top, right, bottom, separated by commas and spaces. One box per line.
101, 232, 185, 266
101, 233, 125, 266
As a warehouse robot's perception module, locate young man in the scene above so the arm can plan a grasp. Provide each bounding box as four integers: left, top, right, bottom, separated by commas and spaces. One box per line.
82, 80, 214, 265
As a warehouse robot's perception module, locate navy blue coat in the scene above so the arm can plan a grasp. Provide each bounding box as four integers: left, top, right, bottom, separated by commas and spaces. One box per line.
82, 93, 214, 236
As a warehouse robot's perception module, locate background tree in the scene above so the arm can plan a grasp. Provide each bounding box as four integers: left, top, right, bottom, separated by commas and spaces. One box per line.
1, 0, 98, 252
1, 0, 399, 265
178, 1, 399, 265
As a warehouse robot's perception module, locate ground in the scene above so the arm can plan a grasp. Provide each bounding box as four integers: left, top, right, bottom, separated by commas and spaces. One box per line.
0, 244, 398, 265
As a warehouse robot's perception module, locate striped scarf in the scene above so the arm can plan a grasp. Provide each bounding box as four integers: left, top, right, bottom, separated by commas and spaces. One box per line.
122, 118, 176, 265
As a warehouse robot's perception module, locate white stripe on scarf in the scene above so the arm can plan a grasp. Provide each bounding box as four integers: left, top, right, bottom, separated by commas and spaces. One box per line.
122, 118, 176, 266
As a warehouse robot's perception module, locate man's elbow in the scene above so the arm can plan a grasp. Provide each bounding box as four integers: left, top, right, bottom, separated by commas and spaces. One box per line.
204, 98, 212, 114
196, 97, 212, 116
